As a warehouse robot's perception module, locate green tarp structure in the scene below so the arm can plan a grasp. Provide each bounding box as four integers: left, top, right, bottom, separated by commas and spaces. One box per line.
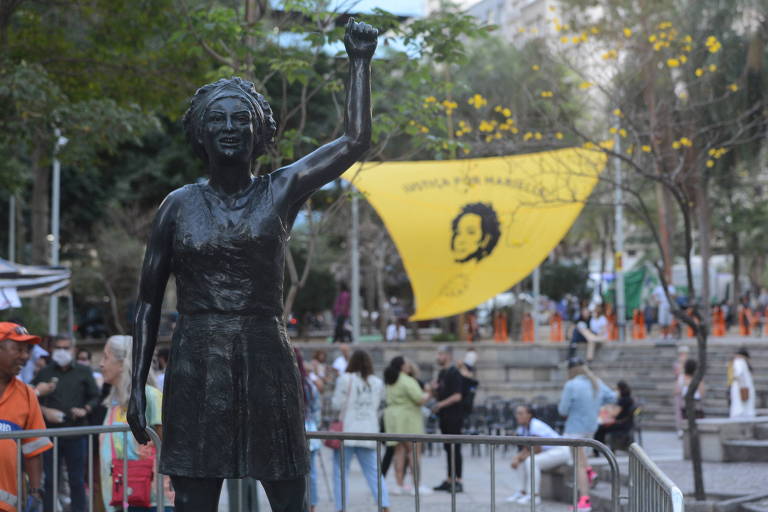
603, 267, 646, 321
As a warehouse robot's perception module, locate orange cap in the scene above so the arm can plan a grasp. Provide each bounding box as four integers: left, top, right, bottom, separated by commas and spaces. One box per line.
0, 322, 42, 344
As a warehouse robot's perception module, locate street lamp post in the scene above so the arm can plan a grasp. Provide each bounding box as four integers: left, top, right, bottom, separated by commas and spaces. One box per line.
350, 190, 361, 343
614, 125, 626, 342
49, 128, 68, 335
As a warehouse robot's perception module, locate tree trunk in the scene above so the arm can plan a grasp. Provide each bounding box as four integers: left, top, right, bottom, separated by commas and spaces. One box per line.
731, 230, 740, 310
30, 143, 49, 265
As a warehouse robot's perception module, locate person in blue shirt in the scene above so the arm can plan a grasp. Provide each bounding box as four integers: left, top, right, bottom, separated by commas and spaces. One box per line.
558, 358, 616, 512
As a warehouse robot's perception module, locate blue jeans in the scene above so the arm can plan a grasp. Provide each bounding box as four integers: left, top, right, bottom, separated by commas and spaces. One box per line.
333, 446, 389, 511
309, 450, 318, 507
43, 436, 86, 512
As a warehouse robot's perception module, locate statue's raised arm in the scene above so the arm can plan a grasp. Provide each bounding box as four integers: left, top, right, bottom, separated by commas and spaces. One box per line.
272, 18, 378, 216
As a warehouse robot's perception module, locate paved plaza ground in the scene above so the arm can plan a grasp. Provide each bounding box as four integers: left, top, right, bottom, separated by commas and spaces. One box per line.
218, 431, 687, 512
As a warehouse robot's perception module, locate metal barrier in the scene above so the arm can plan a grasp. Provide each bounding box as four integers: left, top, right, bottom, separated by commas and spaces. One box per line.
628, 442, 684, 512
0, 424, 164, 512
3, 426, 623, 512
307, 431, 622, 512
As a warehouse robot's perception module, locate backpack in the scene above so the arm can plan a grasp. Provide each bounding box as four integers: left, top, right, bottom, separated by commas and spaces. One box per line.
460, 374, 479, 415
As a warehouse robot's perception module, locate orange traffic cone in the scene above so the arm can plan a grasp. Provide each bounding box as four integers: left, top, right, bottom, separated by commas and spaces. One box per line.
521, 313, 535, 343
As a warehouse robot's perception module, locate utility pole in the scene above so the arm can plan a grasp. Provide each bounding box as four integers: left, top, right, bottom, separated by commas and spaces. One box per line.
532, 266, 540, 342
614, 124, 626, 342
350, 190, 361, 343
49, 129, 68, 335
7, 195, 15, 262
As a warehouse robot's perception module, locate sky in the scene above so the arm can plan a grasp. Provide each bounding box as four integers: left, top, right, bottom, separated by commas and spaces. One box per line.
329, 0, 426, 17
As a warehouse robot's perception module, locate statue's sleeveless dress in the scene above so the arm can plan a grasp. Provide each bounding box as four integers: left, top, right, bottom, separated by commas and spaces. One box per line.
159, 175, 309, 480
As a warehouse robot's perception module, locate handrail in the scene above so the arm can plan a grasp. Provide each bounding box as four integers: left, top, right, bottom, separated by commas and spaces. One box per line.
628, 442, 685, 512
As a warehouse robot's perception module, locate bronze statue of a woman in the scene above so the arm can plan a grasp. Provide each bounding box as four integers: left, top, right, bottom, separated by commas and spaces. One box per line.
127, 19, 378, 512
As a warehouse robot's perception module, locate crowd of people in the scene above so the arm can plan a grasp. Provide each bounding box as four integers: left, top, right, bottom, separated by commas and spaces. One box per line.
0, 316, 761, 512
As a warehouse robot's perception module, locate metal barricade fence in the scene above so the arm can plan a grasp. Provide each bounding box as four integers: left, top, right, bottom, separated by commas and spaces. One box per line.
0, 424, 164, 512
2, 426, 626, 512
628, 442, 684, 512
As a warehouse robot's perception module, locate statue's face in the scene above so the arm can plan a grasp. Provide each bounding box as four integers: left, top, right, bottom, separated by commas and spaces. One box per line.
451, 213, 485, 262
202, 96, 256, 164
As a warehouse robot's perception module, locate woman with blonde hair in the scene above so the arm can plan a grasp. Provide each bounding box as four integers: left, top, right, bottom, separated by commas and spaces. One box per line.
99, 336, 172, 511
558, 357, 616, 512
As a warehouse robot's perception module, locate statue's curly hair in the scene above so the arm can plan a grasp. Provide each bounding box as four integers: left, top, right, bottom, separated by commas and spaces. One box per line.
182, 77, 277, 166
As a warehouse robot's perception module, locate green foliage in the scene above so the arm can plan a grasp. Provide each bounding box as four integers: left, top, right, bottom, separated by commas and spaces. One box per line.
540, 262, 591, 301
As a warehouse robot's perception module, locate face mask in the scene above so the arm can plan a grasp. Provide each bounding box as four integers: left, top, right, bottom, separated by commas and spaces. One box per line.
52, 349, 73, 367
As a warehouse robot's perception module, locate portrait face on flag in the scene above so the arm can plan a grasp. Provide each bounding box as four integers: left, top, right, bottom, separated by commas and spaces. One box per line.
343, 148, 606, 320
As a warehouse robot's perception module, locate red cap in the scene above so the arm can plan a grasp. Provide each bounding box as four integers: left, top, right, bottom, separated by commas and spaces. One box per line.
0, 322, 42, 344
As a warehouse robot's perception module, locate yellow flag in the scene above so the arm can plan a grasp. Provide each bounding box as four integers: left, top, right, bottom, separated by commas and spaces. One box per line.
342, 148, 606, 321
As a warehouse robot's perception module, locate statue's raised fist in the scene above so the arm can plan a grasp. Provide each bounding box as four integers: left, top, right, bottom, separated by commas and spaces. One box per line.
344, 18, 378, 61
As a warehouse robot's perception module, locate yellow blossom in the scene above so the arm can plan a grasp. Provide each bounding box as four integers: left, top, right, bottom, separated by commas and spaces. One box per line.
591, 27, 600, 34
601, 50, 618, 60
627, 145, 634, 155
648, 34, 657, 43
531, 65, 540, 71
609, 127, 618, 134
502, 108, 512, 117
667, 58, 680, 68
560, 35, 570, 44
678, 91, 688, 100
511, 127, 519, 134
524, 132, 533, 141
709, 64, 717, 72
641, 145, 652, 153
583, 141, 596, 149
680, 137, 692, 147
555, 132, 564, 140
619, 128, 627, 138
658, 21, 672, 29
468, 94, 487, 109
478, 120, 495, 132
683, 35, 692, 43
680, 55, 687, 63
613, 108, 623, 117
706, 160, 715, 168
519, 27, 527, 33
695, 68, 704, 77
485, 135, 494, 143
600, 139, 615, 149
419, 126, 429, 133
672, 141, 681, 149
424, 96, 437, 103
548, 5, 556, 11
540, 91, 554, 98
462, 147, 470, 155
580, 81, 594, 89
534, 132, 543, 140
494, 132, 502, 139
494, 105, 502, 112
705, 36, 722, 53
531, 27, 539, 34
729, 83, 739, 92
572, 36, 581, 44
683, 45, 692, 52
623, 28, 632, 38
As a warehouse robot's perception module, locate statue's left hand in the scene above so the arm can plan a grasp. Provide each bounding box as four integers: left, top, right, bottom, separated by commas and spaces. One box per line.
344, 18, 378, 61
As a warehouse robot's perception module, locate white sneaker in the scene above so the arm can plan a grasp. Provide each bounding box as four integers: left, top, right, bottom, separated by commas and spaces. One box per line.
516, 494, 542, 505
505, 491, 524, 503
390, 485, 408, 495
416, 485, 434, 495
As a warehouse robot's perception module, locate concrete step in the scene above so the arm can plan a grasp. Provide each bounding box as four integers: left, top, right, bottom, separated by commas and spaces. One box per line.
722, 439, 768, 462
756, 424, 768, 440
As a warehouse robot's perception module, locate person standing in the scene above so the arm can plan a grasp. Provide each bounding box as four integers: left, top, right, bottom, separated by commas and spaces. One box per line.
32, 336, 100, 512
98, 335, 172, 512
558, 357, 616, 512
653, 283, 676, 340
730, 347, 756, 418
383, 356, 431, 495
0, 322, 52, 512
506, 405, 570, 506
331, 350, 389, 512
333, 283, 351, 343
673, 345, 690, 437
431, 346, 465, 493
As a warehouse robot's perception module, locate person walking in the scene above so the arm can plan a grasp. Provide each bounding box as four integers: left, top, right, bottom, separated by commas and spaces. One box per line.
0, 322, 52, 512
98, 335, 172, 512
680, 358, 705, 420
333, 284, 352, 343
32, 335, 100, 512
558, 357, 616, 512
431, 345, 465, 493
506, 404, 570, 506
729, 347, 756, 418
331, 350, 389, 512
383, 356, 431, 495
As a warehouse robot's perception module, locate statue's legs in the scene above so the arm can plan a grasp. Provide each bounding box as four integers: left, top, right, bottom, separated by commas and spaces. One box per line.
262, 478, 306, 512
171, 476, 224, 512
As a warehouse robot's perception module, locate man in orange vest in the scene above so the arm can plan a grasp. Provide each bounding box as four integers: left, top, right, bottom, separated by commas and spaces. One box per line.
0, 322, 53, 512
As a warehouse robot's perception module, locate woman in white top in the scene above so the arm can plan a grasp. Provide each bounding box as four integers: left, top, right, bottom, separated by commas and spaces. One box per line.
331, 349, 390, 512
730, 347, 756, 418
